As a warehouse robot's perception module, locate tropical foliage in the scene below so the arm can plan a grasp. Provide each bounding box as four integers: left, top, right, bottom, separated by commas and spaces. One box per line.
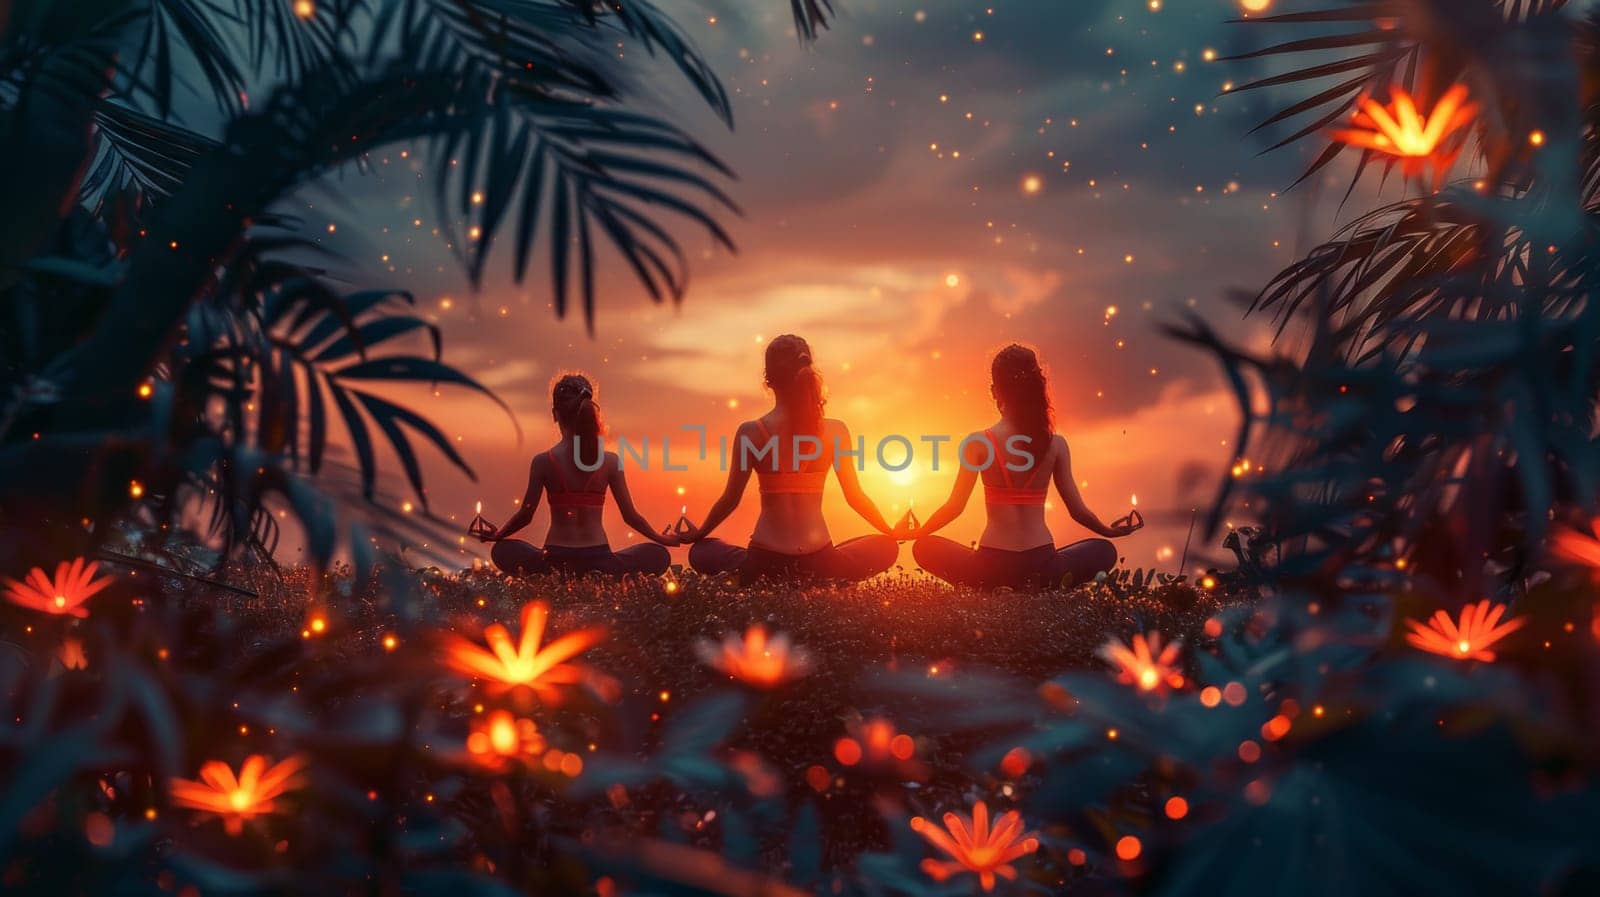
0, 0, 831, 572
1079, 0, 1600, 891
1187, 0, 1600, 592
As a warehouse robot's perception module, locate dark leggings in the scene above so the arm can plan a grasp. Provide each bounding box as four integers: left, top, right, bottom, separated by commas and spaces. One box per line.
688, 536, 899, 583
490, 541, 671, 577
911, 536, 1117, 589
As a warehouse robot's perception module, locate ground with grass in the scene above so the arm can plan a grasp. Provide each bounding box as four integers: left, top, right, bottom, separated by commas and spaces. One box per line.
201, 564, 1232, 880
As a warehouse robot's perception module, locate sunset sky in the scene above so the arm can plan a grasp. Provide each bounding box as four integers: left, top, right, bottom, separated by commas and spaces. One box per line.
296, 0, 1358, 571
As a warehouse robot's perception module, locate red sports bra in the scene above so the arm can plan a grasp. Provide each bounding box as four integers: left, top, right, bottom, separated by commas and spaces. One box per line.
750, 419, 828, 495
981, 429, 1049, 506
546, 447, 608, 508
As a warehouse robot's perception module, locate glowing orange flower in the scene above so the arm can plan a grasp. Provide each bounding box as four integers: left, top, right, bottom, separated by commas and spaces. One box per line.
443, 602, 606, 700
3, 558, 113, 618
1405, 599, 1524, 662
170, 754, 306, 835
1098, 631, 1185, 693
910, 801, 1040, 892
696, 625, 811, 688
1330, 84, 1478, 188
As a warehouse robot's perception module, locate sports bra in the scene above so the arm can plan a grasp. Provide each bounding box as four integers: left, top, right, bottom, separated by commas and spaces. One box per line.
981, 429, 1049, 506
546, 446, 608, 508
750, 419, 828, 495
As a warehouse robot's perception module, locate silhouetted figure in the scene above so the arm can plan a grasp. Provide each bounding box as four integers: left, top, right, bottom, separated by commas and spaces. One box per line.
680, 335, 898, 583
911, 344, 1139, 588
478, 374, 676, 577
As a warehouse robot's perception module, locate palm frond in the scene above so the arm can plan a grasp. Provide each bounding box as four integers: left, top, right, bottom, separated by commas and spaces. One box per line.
372, 1, 740, 326
231, 0, 364, 85
790, 0, 834, 42
140, 0, 249, 116
553, 0, 732, 123
81, 99, 218, 212
1253, 190, 1593, 358
66, 63, 479, 400
443, 95, 739, 325
245, 266, 509, 506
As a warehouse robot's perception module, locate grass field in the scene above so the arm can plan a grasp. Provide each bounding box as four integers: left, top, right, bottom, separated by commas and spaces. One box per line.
195, 563, 1233, 879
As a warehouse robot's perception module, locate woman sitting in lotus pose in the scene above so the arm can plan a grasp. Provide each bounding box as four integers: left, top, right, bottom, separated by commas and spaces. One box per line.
910, 344, 1140, 588
478, 374, 677, 576
680, 334, 899, 582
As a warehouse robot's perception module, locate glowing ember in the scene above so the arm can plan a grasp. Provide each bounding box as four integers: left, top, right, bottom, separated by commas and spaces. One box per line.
1097, 631, 1185, 693
696, 625, 811, 688
170, 755, 306, 835
293, 1, 315, 19
910, 801, 1040, 892
1329, 85, 1477, 188
1116, 835, 1142, 861
3, 558, 113, 618
1405, 599, 1524, 662
443, 601, 607, 700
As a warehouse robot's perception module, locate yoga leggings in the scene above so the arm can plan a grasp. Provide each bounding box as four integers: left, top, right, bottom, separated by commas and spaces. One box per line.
911, 536, 1117, 589
688, 536, 898, 583
490, 541, 671, 577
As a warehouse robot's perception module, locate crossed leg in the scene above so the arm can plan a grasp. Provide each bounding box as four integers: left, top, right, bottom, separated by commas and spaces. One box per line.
612, 542, 672, 575
911, 536, 984, 586
913, 536, 1117, 587
815, 535, 900, 581
688, 538, 748, 576
490, 540, 552, 576
1046, 538, 1118, 586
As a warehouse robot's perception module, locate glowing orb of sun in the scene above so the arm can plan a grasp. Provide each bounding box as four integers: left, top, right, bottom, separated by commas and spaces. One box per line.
1238, 0, 1272, 12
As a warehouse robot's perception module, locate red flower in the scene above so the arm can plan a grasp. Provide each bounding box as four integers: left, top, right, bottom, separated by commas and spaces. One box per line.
1098, 631, 1185, 693
443, 602, 606, 701
170, 755, 306, 835
911, 801, 1040, 891
1405, 599, 1524, 662
696, 625, 811, 688
3, 558, 113, 618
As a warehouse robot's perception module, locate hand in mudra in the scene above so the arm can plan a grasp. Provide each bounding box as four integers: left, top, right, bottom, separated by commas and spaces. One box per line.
1108, 509, 1144, 537
671, 516, 704, 543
